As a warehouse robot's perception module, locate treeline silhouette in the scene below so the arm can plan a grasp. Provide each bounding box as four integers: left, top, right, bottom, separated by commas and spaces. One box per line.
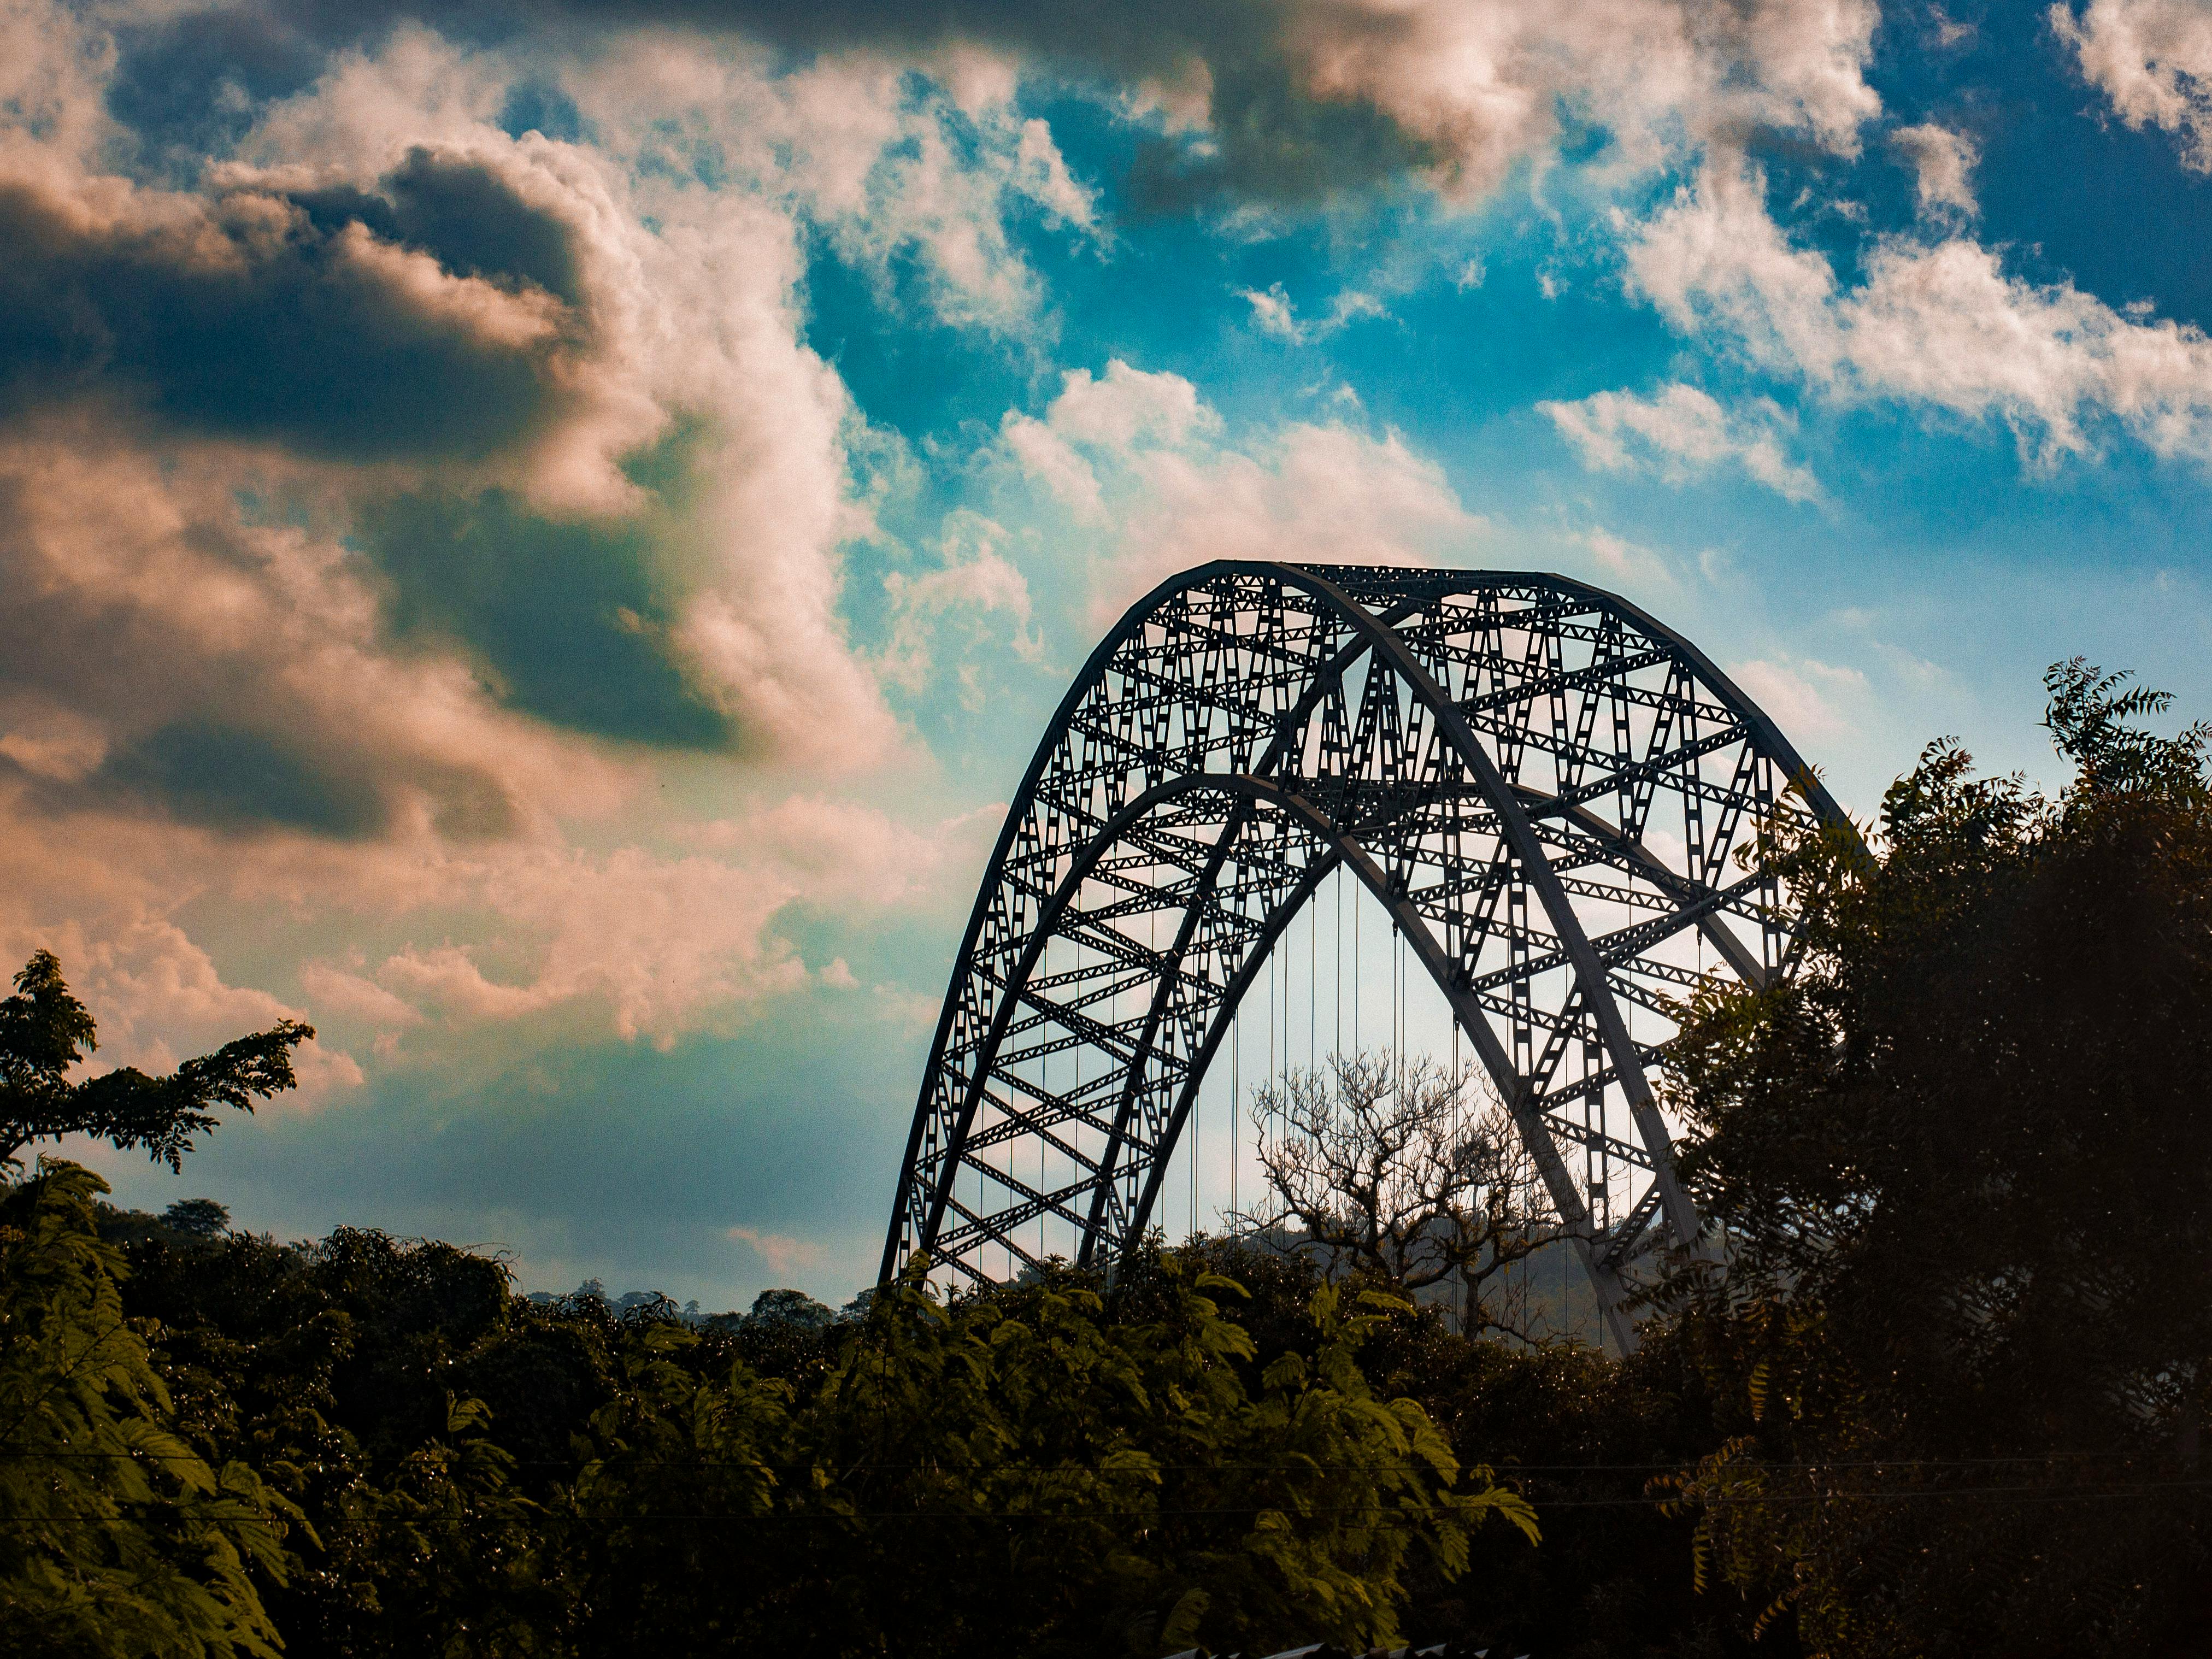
2, 660, 2207, 1658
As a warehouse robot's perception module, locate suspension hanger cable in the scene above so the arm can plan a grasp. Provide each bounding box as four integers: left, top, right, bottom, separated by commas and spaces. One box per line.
1151, 888, 1162, 1243
1268, 931, 1276, 1091
1190, 1068, 1198, 1244
1391, 919, 1401, 1087
1186, 914, 1197, 1244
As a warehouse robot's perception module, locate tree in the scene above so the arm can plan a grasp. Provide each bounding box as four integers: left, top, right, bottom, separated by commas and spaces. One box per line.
161, 1199, 231, 1240
90, 1200, 1543, 1658
0, 1161, 299, 1657
1242, 1054, 1562, 1339
648, 1251, 1538, 1658
742, 1287, 836, 1331
1652, 662, 2212, 1657
0, 951, 311, 1172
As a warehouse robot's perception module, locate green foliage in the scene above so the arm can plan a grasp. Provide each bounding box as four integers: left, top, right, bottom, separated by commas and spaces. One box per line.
34, 1207, 1543, 1658
1363, 1300, 1738, 1659
561, 1250, 1532, 1657
308, 1394, 555, 1658
1655, 663, 2212, 1657
2044, 656, 2210, 803
672, 1256, 1531, 1654
0, 948, 1548, 1657
162, 1199, 231, 1240
743, 1286, 836, 1329
0, 1161, 299, 1657
0, 950, 313, 1170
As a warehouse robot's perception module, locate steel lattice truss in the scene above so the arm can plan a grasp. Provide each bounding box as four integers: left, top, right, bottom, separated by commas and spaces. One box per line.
884, 563, 1849, 1342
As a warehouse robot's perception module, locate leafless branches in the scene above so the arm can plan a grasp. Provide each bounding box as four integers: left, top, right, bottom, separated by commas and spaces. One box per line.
1236, 1051, 1563, 1339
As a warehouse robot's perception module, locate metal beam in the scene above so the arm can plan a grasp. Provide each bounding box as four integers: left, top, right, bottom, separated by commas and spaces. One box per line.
882, 562, 1858, 1344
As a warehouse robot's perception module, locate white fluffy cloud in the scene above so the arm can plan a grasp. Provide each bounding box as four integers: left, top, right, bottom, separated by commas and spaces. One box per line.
726, 1223, 829, 1278
1891, 121, 1980, 219
1729, 654, 1868, 741
2054, 0, 2212, 170
1540, 382, 1819, 501
293, 793, 997, 1052
570, 38, 1098, 337
878, 515, 1045, 698
1283, 0, 1881, 198
1236, 282, 1388, 344
1627, 160, 2212, 467
1000, 358, 1482, 608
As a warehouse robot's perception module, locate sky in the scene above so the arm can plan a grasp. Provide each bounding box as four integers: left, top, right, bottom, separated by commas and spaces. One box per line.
8, 0, 2212, 1311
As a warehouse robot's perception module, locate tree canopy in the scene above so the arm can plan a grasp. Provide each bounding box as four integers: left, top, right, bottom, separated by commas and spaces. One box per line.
0, 950, 311, 1171
0, 1162, 299, 1657
1654, 661, 2212, 1656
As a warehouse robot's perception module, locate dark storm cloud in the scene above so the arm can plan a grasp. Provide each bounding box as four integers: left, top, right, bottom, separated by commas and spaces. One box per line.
630, 0, 1437, 204
0, 686, 527, 844
0, 444, 534, 844
290, 150, 586, 307
94, 722, 390, 838
0, 152, 581, 461
362, 472, 739, 751
109, 0, 1434, 206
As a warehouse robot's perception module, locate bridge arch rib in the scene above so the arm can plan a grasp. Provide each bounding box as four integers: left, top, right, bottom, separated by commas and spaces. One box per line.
884, 562, 1851, 1343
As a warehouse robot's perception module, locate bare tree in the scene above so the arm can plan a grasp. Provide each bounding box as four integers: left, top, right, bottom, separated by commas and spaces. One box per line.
1237, 1052, 1562, 1339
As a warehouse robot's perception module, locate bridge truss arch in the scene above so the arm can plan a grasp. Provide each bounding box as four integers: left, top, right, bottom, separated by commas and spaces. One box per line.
884, 562, 1849, 1345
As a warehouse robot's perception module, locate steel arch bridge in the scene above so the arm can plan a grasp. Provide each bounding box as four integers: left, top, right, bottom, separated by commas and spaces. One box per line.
884, 562, 1849, 1345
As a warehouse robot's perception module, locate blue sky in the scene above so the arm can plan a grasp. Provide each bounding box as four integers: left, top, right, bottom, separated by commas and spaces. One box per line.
7, 0, 2211, 1308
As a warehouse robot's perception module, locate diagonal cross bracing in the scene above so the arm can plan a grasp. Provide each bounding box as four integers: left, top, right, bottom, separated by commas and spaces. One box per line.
884, 563, 1852, 1350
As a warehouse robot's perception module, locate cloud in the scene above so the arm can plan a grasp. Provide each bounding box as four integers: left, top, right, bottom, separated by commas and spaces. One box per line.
575, 39, 1099, 336
1925, 5, 1975, 51
1627, 158, 2212, 468
101, 0, 1882, 214
358, 472, 738, 753
0, 1, 1139, 1109
275, 793, 998, 1050
1000, 358, 1220, 520
2053, 0, 2212, 172
1236, 281, 1387, 344
1890, 121, 1979, 219
740, 793, 996, 909
996, 359, 1480, 605
1540, 382, 1819, 501
0, 427, 610, 844
298, 963, 426, 1029
726, 1223, 828, 1279
1046, 358, 1220, 449
0, 897, 362, 1105
1242, 281, 1307, 340
878, 515, 1044, 696
1579, 527, 1680, 593
1729, 654, 1868, 742
358, 845, 805, 1046
999, 414, 1103, 520
0, 14, 917, 784
1275, 0, 1880, 201
0, 162, 574, 463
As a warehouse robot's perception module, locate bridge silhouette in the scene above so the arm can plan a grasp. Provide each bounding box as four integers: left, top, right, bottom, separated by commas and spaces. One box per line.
884, 562, 1848, 1348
